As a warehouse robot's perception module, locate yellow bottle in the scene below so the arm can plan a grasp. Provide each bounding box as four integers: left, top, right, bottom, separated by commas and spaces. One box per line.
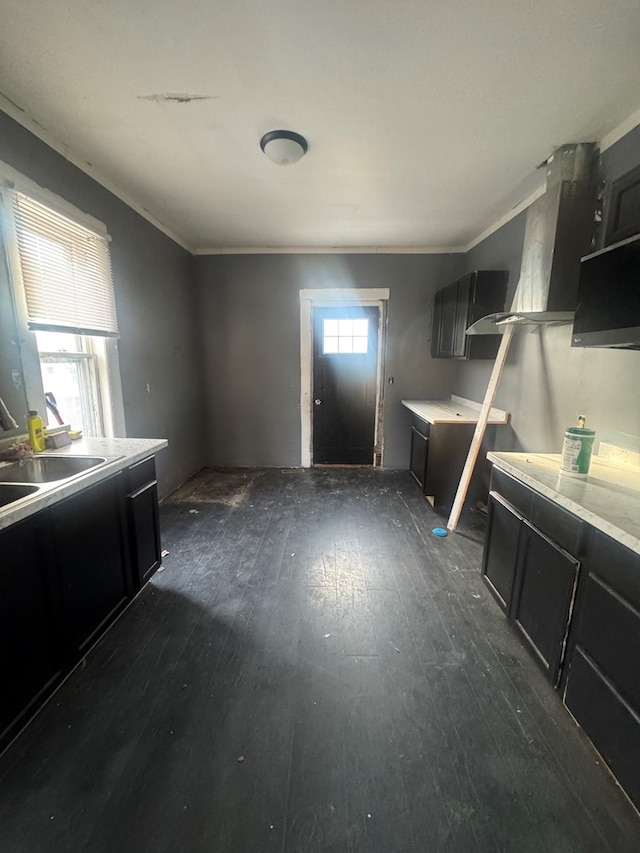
27, 409, 45, 452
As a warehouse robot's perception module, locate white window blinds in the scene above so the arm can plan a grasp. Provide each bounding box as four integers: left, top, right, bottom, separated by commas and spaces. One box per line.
11, 191, 119, 337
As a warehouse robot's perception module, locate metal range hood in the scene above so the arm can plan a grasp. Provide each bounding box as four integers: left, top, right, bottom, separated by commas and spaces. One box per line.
467, 142, 599, 335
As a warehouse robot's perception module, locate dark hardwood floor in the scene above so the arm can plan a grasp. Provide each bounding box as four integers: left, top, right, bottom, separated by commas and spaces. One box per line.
1, 468, 638, 852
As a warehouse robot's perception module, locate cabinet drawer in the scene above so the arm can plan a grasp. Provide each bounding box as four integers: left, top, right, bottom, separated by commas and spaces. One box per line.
490, 468, 533, 516
490, 468, 582, 555
410, 416, 430, 438
529, 491, 583, 555
574, 573, 640, 711
581, 527, 640, 610
126, 456, 157, 493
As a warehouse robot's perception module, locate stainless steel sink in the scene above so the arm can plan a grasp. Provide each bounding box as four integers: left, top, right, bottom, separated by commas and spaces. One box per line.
0, 482, 40, 507
0, 455, 108, 484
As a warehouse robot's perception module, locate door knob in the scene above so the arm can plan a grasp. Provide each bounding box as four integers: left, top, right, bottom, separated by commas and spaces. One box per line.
314, 399, 322, 405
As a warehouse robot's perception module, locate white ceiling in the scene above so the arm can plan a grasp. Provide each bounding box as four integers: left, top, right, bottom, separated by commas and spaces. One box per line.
1, 0, 639, 253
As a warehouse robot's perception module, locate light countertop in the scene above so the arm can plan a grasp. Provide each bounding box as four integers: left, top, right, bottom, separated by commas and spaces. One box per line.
0, 437, 167, 532
402, 395, 510, 425
488, 451, 640, 556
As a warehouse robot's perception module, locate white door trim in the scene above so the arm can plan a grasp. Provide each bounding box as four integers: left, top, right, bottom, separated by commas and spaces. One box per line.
299, 288, 390, 468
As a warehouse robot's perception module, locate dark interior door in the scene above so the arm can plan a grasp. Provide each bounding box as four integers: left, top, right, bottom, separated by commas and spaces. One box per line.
313, 306, 379, 464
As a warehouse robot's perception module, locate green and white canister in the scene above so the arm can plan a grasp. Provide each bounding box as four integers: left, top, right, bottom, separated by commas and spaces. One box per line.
560, 417, 596, 477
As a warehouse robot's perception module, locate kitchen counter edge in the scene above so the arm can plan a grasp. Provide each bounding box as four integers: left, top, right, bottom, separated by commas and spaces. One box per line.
487, 451, 640, 556
0, 437, 168, 532
402, 397, 509, 425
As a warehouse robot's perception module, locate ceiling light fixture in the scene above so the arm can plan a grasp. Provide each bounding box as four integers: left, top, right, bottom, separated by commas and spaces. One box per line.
260, 130, 308, 165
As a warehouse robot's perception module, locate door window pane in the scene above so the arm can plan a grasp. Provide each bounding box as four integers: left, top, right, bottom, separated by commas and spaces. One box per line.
323, 317, 369, 354
323, 337, 339, 353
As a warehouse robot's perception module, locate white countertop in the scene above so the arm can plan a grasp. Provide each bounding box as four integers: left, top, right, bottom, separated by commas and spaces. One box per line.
488, 451, 640, 556
402, 395, 510, 425
0, 437, 167, 532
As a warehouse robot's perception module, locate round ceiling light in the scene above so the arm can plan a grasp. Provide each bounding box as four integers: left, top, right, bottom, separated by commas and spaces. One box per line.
260, 130, 308, 165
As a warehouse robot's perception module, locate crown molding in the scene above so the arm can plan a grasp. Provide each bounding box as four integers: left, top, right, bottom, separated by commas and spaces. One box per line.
600, 105, 640, 153
0, 93, 192, 253
193, 245, 466, 255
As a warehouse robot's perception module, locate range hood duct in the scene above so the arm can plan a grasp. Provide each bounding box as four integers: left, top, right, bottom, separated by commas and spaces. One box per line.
467, 142, 599, 335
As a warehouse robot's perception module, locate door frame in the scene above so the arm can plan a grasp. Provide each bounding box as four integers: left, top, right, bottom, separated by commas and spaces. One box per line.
299, 288, 389, 467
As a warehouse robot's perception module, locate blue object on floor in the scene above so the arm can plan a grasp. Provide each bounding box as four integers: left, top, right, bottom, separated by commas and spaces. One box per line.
432, 527, 448, 537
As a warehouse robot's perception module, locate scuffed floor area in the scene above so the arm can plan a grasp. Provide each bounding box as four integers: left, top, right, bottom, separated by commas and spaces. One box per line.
0, 468, 638, 852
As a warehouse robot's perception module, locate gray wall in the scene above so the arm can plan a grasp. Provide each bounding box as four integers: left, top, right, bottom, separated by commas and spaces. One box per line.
4, 106, 638, 482
195, 253, 464, 468
454, 125, 640, 454
0, 110, 205, 496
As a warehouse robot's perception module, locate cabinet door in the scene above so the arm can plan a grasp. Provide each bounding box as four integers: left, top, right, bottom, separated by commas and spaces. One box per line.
563, 531, 640, 810
409, 425, 429, 490
430, 289, 444, 358
0, 512, 66, 746
438, 282, 458, 357
512, 522, 579, 685
452, 275, 471, 357
51, 474, 130, 655
605, 163, 640, 244
466, 270, 508, 360
127, 479, 162, 588
482, 492, 522, 613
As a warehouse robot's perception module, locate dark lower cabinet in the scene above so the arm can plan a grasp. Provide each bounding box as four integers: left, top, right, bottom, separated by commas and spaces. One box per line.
1, 454, 163, 754
483, 465, 640, 812
483, 490, 579, 686
51, 473, 130, 656
512, 523, 579, 686
408, 415, 493, 511
126, 456, 162, 589
0, 513, 66, 745
563, 529, 640, 811
409, 423, 429, 489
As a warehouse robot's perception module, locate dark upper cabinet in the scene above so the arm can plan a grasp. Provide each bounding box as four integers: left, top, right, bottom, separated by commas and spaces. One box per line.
605, 162, 640, 245
431, 270, 508, 360
51, 473, 130, 656
0, 512, 66, 744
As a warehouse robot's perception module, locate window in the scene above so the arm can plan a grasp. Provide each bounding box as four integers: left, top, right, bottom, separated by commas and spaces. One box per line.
35, 331, 105, 436
322, 317, 369, 354
1, 177, 122, 437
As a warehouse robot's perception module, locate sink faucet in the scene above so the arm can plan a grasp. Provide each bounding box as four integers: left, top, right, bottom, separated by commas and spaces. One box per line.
0, 396, 18, 431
